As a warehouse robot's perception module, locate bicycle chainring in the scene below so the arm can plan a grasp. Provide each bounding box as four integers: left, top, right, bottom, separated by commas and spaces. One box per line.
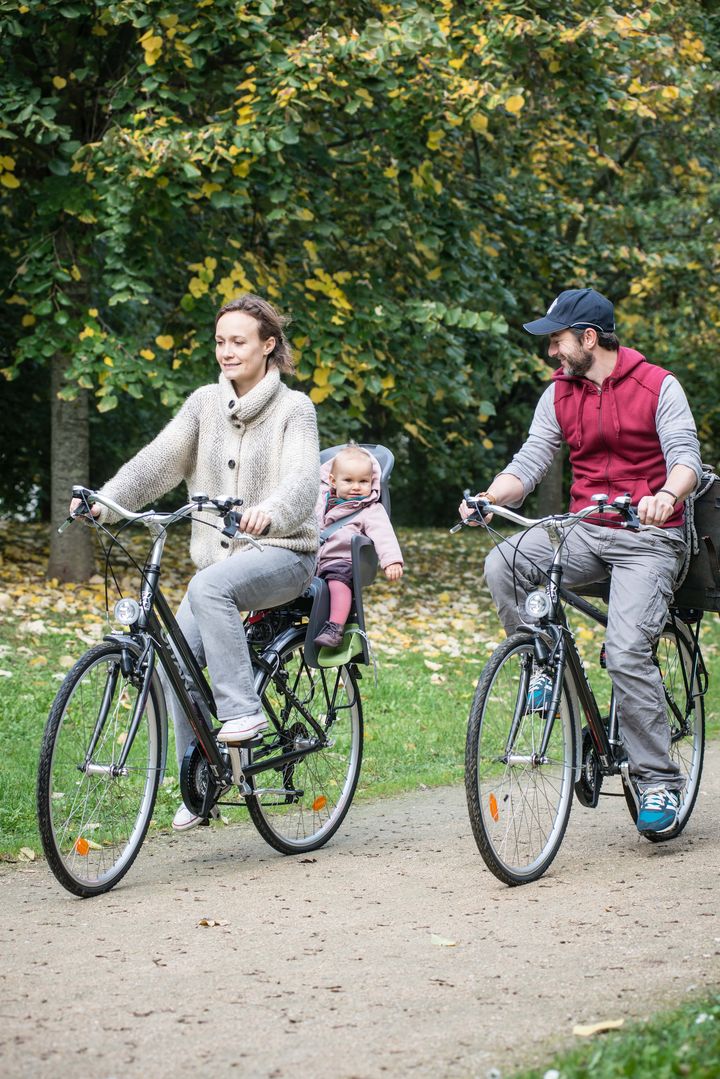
180, 740, 213, 815
575, 727, 602, 808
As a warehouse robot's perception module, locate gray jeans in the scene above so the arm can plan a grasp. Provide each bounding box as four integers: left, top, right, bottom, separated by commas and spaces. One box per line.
159, 545, 316, 769
484, 523, 687, 791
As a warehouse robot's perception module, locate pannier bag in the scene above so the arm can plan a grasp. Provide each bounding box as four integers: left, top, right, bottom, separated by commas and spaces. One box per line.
674, 473, 720, 613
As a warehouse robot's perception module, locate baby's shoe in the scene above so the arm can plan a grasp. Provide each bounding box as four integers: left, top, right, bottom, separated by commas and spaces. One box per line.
216, 711, 268, 744
314, 620, 344, 648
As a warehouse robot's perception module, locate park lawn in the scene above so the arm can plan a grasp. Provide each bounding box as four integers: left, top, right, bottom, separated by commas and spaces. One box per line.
1, 521, 719, 857
515, 993, 720, 1079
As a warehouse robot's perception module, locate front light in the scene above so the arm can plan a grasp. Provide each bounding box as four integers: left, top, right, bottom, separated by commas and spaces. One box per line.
525, 590, 551, 619
114, 597, 141, 626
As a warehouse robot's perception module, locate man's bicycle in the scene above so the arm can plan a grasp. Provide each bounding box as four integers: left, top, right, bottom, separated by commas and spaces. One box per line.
456, 495, 706, 887
37, 488, 363, 897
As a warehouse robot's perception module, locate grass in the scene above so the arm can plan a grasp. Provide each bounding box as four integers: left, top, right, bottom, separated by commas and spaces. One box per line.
1, 520, 719, 855
514, 994, 720, 1078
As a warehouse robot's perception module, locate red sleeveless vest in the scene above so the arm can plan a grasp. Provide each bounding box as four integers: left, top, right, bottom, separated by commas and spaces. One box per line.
552, 347, 683, 528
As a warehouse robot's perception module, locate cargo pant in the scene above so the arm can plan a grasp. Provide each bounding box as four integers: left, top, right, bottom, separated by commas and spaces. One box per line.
483, 523, 687, 791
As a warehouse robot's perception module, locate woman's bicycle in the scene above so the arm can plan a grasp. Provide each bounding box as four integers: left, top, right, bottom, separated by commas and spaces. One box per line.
37, 488, 363, 897
456, 494, 706, 887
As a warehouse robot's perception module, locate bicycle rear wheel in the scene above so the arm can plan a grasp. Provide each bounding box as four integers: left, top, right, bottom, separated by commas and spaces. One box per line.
465, 633, 577, 886
624, 620, 705, 841
246, 635, 363, 854
37, 642, 162, 897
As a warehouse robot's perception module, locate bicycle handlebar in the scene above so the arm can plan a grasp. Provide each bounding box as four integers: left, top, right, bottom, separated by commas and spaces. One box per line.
453, 492, 664, 536
59, 487, 264, 550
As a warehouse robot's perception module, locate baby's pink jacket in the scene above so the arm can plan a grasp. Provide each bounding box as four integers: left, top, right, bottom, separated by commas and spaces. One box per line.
316, 450, 404, 570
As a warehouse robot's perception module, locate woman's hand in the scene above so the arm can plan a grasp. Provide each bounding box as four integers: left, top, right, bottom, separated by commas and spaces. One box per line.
384, 563, 403, 581
69, 497, 101, 520
240, 506, 272, 536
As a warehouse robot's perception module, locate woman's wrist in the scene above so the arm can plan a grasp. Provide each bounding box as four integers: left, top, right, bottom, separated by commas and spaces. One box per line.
656, 488, 678, 506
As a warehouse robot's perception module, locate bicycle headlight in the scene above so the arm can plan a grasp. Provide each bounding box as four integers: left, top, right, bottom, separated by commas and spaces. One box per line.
114, 598, 141, 627
525, 590, 551, 619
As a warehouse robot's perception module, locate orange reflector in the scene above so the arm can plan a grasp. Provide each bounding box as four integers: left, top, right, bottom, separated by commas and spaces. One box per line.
312, 796, 327, 811
488, 794, 499, 823
75, 837, 90, 856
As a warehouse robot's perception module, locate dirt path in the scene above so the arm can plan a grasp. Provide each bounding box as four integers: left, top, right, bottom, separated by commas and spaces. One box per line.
3, 747, 719, 1079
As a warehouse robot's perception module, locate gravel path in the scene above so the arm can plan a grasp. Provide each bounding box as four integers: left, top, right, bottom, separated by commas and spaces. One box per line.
3, 746, 719, 1079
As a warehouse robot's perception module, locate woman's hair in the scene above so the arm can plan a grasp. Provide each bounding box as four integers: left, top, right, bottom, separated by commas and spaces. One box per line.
215, 293, 294, 374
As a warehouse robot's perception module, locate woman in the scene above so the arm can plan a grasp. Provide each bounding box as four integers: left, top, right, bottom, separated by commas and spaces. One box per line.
72, 294, 320, 830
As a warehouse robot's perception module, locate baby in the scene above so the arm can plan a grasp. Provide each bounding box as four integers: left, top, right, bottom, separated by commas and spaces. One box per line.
314, 445, 404, 648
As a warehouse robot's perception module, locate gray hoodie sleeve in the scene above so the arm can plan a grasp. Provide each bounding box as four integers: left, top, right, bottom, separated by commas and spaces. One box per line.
655, 376, 703, 488
497, 384, 561, 503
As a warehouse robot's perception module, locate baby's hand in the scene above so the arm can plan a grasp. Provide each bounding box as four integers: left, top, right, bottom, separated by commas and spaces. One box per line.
384, 563, 403, 581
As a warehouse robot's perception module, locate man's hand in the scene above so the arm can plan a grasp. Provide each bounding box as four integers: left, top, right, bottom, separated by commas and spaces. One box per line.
637, 491, 677, 526
384, 563, 403, 581
240, 507, 272, 536
458, 492, 494, 525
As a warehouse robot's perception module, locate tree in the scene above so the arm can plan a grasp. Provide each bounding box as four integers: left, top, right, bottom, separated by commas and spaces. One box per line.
1, 1, 718, 576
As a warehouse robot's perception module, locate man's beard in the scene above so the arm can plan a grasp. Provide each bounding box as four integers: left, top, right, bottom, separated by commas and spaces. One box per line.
558, 344, 594, 378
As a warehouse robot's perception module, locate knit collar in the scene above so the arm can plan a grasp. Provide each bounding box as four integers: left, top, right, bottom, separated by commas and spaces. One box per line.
219, 366, 282, 424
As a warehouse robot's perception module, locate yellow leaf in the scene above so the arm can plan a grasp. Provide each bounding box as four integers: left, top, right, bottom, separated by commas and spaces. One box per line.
140, 348, 156, 361
70, 264, 82, 281
470, 113, 488, 134
313, 367, 330, 386
573, 1020, 624, 1038
426, 128, 444, 151
505, 95, 525, 114
0, 156, 16, 170
21, 314, 36, 327
662, 85, 680, 100
103, 356, 113, 367
482, 437, 494, 449
88, 308, 99, 317
1, 173, 20, 188
296, 208, 315, 221
310, 385, 333, 404
155, 335, 174, 350
52, 76, 67, 90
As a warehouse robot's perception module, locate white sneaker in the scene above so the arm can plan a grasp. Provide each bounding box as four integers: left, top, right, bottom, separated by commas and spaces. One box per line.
172, 803, 204, 831
216, 711, 268, 744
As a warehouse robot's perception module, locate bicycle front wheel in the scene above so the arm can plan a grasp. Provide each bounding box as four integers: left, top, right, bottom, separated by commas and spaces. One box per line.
246, 635, 363, 854
37, 642, 162, 897
465, 633, 577, 886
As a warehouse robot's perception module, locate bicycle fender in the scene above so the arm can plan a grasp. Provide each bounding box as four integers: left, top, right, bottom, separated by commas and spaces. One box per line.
253, 627, 307, 694
103, 633, 169, 782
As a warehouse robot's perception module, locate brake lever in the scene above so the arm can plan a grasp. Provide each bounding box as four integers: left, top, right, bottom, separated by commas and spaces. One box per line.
449, 490, 489, 533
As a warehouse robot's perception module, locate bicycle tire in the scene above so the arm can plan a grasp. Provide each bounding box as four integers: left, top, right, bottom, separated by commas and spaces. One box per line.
245, 634, 363, 854
623, 621, 705, 842
37, 642, 162, 897
465, 633, 577, 886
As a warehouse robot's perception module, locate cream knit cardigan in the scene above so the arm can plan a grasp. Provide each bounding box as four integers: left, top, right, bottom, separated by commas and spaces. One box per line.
99, 367, 320, 569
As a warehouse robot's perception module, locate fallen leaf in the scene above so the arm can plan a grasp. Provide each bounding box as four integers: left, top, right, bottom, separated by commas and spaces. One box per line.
573, 1019, 624, 1037
197, 918, 229, 928
18, 847, 36, 861
424, 659, 443, 671
430, 933, 457, 947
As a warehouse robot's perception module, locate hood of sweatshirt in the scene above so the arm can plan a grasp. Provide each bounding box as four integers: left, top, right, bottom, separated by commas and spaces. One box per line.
551, 346, 648, 448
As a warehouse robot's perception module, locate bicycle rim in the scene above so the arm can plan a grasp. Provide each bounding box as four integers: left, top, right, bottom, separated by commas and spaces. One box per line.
37, 643, 161, 897
246, 638, 363, 853
466, 634, 576, 885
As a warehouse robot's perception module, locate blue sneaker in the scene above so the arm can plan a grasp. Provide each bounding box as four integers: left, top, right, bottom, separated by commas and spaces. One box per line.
525, 672, 553, 714
636, 787, 680, 834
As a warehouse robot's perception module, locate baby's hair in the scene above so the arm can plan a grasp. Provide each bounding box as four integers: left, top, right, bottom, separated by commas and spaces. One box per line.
331, 442, 373, 475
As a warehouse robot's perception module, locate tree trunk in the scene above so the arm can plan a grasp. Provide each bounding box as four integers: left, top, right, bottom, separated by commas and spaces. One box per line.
537, 445, 565, 515
48, 350, 95, 582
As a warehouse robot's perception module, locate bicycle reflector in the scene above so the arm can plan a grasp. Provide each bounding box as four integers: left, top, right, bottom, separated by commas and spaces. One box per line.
525, 590, 551, 619
114, 598, 141, 627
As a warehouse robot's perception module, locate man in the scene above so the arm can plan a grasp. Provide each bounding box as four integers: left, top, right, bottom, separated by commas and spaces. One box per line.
462, 287, 702, 835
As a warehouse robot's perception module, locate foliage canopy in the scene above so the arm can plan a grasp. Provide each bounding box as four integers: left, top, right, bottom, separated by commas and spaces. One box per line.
1, 0, 718, 520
